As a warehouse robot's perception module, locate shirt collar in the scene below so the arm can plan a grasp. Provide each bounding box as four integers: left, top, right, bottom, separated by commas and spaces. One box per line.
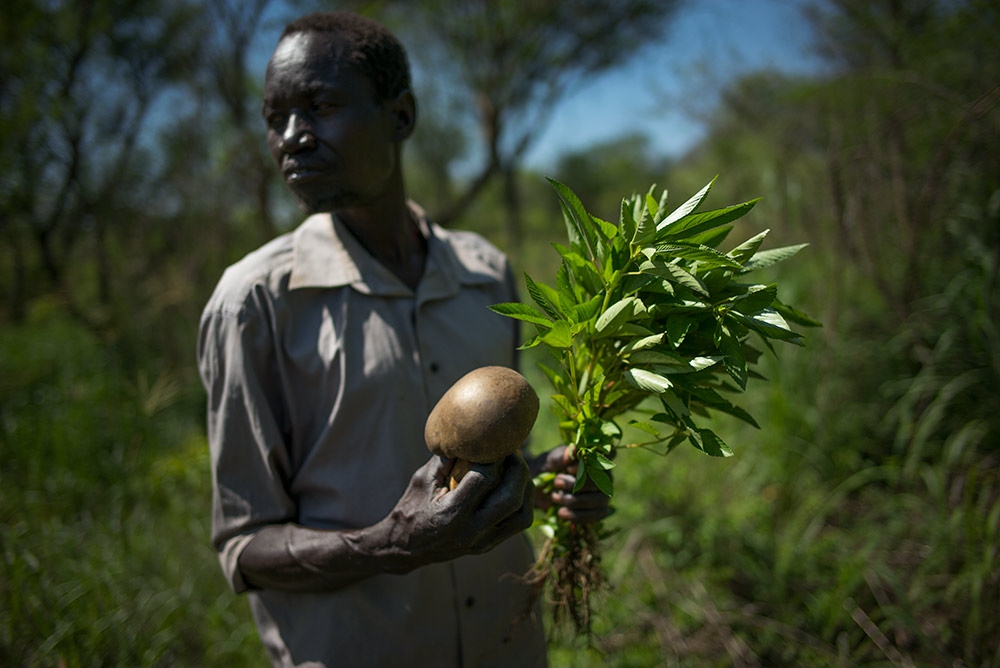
287, 202, 501, 299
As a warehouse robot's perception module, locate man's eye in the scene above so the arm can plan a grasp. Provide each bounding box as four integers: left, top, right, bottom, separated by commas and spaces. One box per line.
266, 114, 286, 131
313, 101, 337, 113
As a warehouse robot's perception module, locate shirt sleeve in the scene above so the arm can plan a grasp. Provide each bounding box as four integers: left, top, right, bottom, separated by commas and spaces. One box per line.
197, 287, 297, 593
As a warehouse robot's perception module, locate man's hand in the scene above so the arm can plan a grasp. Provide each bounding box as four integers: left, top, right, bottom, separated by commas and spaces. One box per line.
382, 453, 535, 568
238, 453, 533, 592
530, 445, 613, 524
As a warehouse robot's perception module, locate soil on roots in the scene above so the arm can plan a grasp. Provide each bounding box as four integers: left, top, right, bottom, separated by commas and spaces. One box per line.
525, 522, 606, 637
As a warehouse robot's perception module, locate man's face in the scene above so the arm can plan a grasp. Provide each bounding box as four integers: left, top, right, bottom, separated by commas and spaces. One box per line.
262, 32, 404, 213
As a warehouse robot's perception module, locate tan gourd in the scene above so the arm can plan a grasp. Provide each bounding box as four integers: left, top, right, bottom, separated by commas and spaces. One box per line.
425, 366, 539, 490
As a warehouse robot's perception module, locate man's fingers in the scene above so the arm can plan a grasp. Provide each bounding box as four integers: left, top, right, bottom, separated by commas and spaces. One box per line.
446, 459, 502, 502
552, 472, 601, 492
550, 479, 613, 525
556, 504, 615, 523
474, 455, 530, 524
479, 468, 535, 551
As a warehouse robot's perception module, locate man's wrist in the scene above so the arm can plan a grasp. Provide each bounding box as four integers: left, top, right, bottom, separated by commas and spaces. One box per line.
343, 518, 423, 575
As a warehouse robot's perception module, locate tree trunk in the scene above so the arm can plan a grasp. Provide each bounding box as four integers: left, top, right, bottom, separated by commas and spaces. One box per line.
501, 165, 522, 257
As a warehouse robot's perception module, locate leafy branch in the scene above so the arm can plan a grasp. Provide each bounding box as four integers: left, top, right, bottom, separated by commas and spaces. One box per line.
490, 177, 820, 635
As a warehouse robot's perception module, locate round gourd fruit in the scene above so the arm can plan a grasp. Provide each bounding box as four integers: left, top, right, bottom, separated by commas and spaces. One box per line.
425, 366, 539, 488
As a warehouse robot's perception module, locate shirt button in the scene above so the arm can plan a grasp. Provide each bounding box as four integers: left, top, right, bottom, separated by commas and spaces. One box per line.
429, 362, 440, 373
465, 596, 475, 608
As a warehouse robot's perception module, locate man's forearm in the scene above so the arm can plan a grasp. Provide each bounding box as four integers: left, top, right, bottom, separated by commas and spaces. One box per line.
238, 520, 417, 592
237, 455, 534, 592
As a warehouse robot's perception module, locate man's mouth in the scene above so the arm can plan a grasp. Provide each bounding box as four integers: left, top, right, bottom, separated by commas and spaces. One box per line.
283, 162, 328, 184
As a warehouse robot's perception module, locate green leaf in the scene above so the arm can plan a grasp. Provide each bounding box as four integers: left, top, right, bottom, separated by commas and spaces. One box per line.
524, 273, 563, 320
632, 274, 673, 296
717, 322, 749, 389
755, 307, 791, 331
554, 243, 603, 295
548, 178, 597, 260
645, 192, 660, 220
599, 420, 621, 438
628, 350, 685, 366
620, 198, 638, 244
595, 296, 639, 337
551, 393, 575, 417
659, 199, 759, 241
692, 429, 734, 457
624, 368, 673, 393
773, 299, 823, 327
618, 322, 656, 338
489, 302, 552, 327
660, 390, 692, 422
665, 431, 687, 453
573, 456, 588, 492
571, 294, 603, 322
650, 412, 678, 426
621, 333, 665, 352
639, 259, 710, 297
517, 334, 542, 350
541, 319, 574, 348
656, 187, 670, 220
635, 194, 657, 243
538, 362, 566, 390
728, 229, 769, 264
731, 309, 805, 345
686, 356, 722, 372
654, 242, 745, 270
741, 243, 808, 272
594, 451, 616, 470
657, 177, 716, 230
685, 386, 760, 428
593, 216, 619, 242
586, 466, 614, 497
556, 262, 575, 306
628, 420, 662, 438
665, 316, 693, 348
731, 284, 778, 316
687, 224, 734, 249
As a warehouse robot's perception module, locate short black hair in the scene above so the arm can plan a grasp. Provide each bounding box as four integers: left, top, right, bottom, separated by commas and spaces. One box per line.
280, 11, 411, 104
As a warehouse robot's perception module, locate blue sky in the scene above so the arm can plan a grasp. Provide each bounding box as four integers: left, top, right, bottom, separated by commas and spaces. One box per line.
253, 1, 825, 171
523, 0, 825, 169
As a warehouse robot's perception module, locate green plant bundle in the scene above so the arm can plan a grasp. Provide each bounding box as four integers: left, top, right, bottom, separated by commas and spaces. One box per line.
490, 178, 819, 636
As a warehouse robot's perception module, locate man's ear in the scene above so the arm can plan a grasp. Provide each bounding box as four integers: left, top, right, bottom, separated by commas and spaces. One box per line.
389, 89, 416, 142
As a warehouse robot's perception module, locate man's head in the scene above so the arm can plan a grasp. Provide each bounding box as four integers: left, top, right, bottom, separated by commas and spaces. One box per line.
278, 12, 412, 106
263, 12, 416, 214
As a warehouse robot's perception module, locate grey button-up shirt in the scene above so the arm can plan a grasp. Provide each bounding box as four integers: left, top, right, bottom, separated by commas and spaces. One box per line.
197, 207, 547, 667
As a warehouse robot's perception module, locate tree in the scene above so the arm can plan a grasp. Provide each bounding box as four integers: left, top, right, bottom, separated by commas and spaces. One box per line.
379, 0, 682, 253
0, 0, 202, 326
552, 133, 673, 222
803, 0, 1000, 318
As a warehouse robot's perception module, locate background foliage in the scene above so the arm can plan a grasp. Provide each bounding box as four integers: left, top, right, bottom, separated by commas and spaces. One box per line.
1, 0, 997, 666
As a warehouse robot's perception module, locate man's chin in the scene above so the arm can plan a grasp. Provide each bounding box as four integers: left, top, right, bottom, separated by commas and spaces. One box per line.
293, 189, 360, 215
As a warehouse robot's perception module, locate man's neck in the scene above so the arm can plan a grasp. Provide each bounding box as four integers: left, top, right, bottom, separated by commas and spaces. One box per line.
336, 197, 427, 291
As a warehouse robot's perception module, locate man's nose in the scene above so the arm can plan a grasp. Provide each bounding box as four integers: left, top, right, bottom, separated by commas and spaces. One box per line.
281, 111, 317, 152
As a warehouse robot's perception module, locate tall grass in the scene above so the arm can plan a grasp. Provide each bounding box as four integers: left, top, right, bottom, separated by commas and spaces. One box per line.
0, 304, 266, 668
2, 215, 997, 666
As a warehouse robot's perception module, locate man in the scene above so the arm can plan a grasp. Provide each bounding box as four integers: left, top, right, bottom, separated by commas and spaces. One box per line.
197, 11, 608, 668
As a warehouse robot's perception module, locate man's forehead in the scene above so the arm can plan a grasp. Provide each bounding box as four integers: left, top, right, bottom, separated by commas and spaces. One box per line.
264, 32, 356, 99
269, 32, 350, 72
271, 32, 312, 64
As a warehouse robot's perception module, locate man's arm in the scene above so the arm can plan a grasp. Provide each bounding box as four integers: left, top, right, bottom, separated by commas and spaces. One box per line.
238, 453, 534, 592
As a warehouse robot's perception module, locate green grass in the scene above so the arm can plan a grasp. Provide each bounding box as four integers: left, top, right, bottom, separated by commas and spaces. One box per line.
2, 289, 997, 667
0, 309, 267, 668
536, 321, 1000, 667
